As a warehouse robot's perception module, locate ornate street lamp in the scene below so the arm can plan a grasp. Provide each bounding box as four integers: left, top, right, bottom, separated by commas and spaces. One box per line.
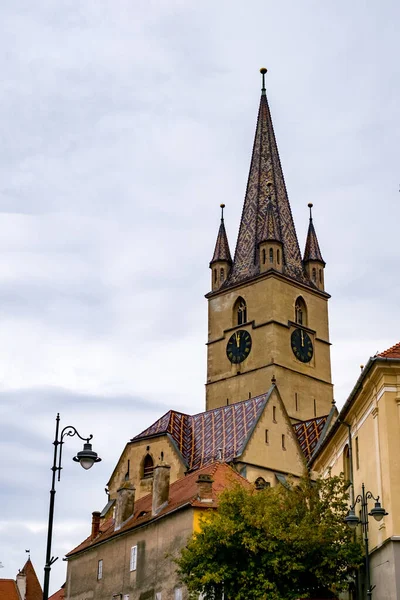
43, 413, 101, 600
345, 483, 388, 599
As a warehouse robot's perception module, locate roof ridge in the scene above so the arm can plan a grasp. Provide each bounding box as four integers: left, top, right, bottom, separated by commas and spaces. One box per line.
378, 341, 400, 357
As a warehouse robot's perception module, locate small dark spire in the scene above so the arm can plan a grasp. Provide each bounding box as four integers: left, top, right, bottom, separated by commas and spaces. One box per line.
303, 204, 325, 265
260, 190, 282, 244
210, 204, 232, 266
260, 67, 267, 96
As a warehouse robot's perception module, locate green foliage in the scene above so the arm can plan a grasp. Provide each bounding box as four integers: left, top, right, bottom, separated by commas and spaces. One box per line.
176, 473, 363, 600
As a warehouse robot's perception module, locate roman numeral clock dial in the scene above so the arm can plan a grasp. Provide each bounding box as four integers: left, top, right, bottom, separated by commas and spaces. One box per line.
291, 328, 313, 363
226, 330, 252, 364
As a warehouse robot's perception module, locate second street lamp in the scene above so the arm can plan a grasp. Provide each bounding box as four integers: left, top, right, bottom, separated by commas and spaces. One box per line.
345, 483, 388, 599
43, 413, 102, 600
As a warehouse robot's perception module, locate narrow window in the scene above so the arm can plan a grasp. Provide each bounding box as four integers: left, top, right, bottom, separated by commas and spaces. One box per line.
343, 444, 350, 484
226, 398, 229, 405
262, 248, 266, 264
235, 297, 247, 325
174, 589, 182, 600
273, 406, 277, 422
295, 297, 307, 326
312, 267, 317, 282
269, 248, 273, 263
295, 393, 298, 412
248, 391, 251, 399
265, 429, 269, 444
313, 398, 317, 417
124, 459, 130, 481
143, 454, 154, 478
130, 545, 137, 571
277, 249, 280, 264
213, 269, 217, 283
319, 269, 322, 283
97, 559, 103, 580
356, 437, 360, 470
220, 268, 224, 282
282, 434, 286, 450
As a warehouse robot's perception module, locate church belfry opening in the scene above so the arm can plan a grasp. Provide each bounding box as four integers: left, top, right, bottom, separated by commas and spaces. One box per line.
205, 68, 333, 420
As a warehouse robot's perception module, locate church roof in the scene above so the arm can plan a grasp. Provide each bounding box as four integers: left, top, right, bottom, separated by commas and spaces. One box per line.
225, 71, 305, 287
0, 580, 20, 600
67, 462, 250, 557
210, 206, 232, 265
293, 416, 329, 461
260, 200, 282, 243
132, 391, 273, 470
303, 205, 325, 264
378, 341, 400, 358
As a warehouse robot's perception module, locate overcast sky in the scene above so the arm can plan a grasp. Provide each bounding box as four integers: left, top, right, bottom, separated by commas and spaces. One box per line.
0, 0, 399, 593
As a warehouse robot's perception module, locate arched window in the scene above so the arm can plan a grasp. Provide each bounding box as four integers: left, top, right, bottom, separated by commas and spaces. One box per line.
235, 297, 247, 326
277, 249, 280, 264
262, 248, 266, 264
295, 297, 307, 326
213, 269, 217, 283
143, 454, 154, 479
312, 267, 317, 282
220, 268, 225, 282
269, 248, 273, 263
343, 444, 350, 484
319, 269, 322, 283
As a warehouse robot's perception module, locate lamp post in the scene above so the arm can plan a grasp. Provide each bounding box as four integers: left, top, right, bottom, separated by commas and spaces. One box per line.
344, 483, 388, 599
43, 413, 101, 600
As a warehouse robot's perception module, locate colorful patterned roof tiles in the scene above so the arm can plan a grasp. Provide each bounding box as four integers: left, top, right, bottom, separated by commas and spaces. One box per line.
132, 392, 271, 470
303, 206, 325, 265
260, 200, 282, 243
210, 207, 232, 265
293, 416, 328, 461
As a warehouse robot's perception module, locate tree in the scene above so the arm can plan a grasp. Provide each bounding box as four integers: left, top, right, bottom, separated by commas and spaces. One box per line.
176, 473, 363, 600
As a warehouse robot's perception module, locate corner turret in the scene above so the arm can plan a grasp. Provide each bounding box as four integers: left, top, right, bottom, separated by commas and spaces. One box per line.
303, 203, 325, 291
259, 184, 283, 273
210, 204, 232, 291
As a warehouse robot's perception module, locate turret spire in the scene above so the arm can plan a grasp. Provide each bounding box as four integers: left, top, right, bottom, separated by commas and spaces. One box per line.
210, 204, 232, 290
303, 203, 325, 265
225, 68, 304, 287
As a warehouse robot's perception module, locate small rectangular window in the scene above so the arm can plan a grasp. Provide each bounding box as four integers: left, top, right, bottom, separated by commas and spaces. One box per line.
295, 392, 298, 412
174, 589, 182, 600
356, 437, 360, 470
265, 429, 269, 444
313, 398, 317, 417
273, 406, 277, 422
130, 545, 137, 571
282, 434, 286, 450
97, 559, 103, 580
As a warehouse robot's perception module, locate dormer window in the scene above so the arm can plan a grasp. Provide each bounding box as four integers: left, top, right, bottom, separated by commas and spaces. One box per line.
312, 267, 317, 282
262, 248, 266, 264
269, 248, 273, 263
220, 268, 225, 282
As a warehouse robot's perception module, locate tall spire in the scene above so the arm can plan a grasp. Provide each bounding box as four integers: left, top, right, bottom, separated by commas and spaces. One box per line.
303, 203, 325, 265
226, 68, 304, 286
260, 184, 282, 243
210, 204, 232, 265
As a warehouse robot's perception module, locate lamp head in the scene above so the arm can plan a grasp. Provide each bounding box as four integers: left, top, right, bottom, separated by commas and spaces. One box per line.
344, 509, 359, 529
369, 501, 388, 522
73, 441, 101, 470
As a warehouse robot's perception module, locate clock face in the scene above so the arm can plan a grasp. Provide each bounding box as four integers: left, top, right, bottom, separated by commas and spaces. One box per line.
291, 328, 313, 363
226, 330, 252, 364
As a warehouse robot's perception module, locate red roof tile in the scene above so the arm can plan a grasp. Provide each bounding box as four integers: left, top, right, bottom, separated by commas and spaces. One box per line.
19, 559, 42, 600
132, 392, 272, 470
293, 416, 328, 460
67, 462, 249, 558
49, 587, 64, 600
378, 342, 400, 359
0, 580, 20, 600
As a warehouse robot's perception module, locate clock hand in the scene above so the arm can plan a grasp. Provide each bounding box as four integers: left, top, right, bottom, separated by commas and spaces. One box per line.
301, 330, 304, 347
236, 332, 240, 347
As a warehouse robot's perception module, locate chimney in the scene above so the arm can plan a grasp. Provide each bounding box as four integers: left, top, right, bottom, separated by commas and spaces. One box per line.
91, 511, 101, 540
16, 571, 26, 600
152, 462, 171, 516
114, 483, 135, 530
196, 473, 214, 502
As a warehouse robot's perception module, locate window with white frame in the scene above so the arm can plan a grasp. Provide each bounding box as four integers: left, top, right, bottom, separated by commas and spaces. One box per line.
174, 588, 182, 600
130, 545, 137, 571
97, 559, 103, 580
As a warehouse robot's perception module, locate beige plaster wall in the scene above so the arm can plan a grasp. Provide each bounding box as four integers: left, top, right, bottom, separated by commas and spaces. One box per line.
66, 507, 194, 600
107, 436, 186, 501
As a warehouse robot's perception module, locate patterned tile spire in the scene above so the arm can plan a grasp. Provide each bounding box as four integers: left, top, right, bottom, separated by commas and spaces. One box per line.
210, 203, 232, 265
226, 68, 304, 286
303, 203, 325, 264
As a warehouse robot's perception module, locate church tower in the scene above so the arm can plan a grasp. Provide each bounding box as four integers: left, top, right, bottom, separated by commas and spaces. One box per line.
205, 69, 333, 421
